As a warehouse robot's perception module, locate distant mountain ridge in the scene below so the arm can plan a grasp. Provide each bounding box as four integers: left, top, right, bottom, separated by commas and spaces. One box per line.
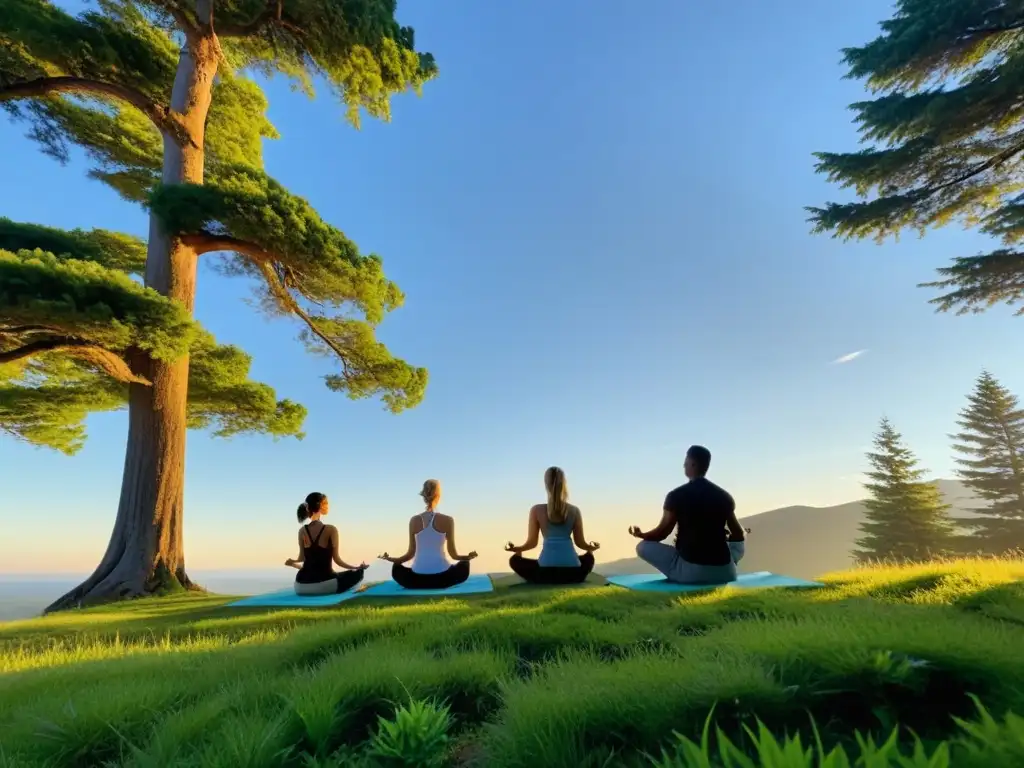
596, 479, 984, 580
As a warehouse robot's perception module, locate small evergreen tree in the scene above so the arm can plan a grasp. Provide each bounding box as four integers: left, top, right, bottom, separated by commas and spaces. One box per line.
952, 371, 1024, 554
808, 0, 1024, 315
857, 418, 955, 563
1, 0, 435, 610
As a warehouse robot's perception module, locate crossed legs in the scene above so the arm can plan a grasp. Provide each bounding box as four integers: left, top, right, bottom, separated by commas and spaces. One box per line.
509, 552, 595, 584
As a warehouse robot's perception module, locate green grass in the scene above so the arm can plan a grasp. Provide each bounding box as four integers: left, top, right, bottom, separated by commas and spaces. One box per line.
1, 559, 1024, 766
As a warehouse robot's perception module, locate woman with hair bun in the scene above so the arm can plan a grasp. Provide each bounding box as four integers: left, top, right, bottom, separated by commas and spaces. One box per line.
285, 492, 368, 595
379, 479, 477, 590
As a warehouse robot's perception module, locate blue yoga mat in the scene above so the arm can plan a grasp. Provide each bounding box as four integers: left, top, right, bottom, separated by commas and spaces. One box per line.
359, 573, 495, 598
605, 571, 822, 592
227, 587, 364, 608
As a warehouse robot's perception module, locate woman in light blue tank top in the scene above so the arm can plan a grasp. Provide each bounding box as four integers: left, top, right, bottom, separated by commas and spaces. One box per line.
505, 467, 599, 584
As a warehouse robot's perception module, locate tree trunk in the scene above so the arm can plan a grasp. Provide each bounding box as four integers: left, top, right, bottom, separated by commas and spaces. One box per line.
46, 34, 218, 613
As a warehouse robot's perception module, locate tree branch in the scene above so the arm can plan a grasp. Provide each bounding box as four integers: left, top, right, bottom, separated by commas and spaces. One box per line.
180, 232, 354, 374
216, 0, 303, 38
0, 324, 59, 335
0, 337, 92, 364
0, 77, 194, 148
897, 133, 1024, 208
165, 3, 204, 43
962, 21, 1024, 39
0, 337, 150, 383
182, 233, 264, 256
937, 136, 1024, 193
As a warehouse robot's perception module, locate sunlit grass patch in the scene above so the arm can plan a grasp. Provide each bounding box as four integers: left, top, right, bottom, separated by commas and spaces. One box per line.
0, 629, 277, 674
0, 557, 1021, 766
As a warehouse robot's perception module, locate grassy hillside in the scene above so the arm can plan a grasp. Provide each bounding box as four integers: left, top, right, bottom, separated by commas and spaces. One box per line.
1, 559, 1024, 767
598, 479, 985, 579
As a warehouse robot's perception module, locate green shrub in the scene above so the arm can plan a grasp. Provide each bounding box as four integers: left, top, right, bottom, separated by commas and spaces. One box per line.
366, 697, 452, 768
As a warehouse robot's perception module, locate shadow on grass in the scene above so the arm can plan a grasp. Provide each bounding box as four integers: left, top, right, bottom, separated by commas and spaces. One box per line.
473, 599, 1019, 767
955, 580, 1024, 627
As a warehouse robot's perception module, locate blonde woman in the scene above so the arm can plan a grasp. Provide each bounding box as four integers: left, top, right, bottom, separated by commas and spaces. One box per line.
504, 466, 599, 584
379, 479, 478, 590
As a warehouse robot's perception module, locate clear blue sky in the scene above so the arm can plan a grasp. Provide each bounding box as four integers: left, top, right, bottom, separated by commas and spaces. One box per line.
3, 0, 1023, 573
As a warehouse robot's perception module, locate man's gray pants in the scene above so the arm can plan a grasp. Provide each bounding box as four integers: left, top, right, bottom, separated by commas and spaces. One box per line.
635, 540, 743, 584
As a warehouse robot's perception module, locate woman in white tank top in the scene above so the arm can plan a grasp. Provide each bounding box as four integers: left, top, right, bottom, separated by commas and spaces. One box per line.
379, 479, 478, 590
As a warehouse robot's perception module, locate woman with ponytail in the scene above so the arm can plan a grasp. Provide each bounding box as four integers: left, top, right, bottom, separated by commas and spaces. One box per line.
379, 479, 478, 590
505, 467, 599, 584
285, 492, 369, 595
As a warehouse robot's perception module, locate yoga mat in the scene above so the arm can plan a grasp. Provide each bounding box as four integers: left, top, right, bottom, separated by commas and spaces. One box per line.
359, 573, 495, 598
227, 588, 364, 608
605, 571, 822, 592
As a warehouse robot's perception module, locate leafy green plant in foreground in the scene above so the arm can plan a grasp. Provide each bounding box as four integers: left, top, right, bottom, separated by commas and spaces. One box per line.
365, 696, 452, 768
648, 697, 1024, 768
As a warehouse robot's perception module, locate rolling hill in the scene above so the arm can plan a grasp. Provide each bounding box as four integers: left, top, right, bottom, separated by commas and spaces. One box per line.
596, 479, 984, 579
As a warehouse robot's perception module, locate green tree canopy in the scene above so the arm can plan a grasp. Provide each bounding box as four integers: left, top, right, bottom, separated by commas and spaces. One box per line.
952, 370, 1024, 554
857, 417, 956, 563
0, 220, 307, 453
809, 0, 1024, 314
0, 0, 436, 609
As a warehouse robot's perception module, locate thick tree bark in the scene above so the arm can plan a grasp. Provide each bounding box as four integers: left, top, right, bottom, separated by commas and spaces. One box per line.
46, 34, 219, 612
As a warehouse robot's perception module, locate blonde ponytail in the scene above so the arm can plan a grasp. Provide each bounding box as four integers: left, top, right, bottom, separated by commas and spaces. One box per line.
545, 466, 569, 524
420, 479, 442, 510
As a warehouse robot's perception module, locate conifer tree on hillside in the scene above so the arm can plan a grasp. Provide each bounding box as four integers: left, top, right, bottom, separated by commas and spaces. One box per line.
809, 0, 1024, 315
857, 418, 955, 563
0, 0, 436, 610
952, 371, 1024, 554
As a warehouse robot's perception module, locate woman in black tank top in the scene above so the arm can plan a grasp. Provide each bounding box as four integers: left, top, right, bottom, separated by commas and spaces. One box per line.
285, 492, 368, 596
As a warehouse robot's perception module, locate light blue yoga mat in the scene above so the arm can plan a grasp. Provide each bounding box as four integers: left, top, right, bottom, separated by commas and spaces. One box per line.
359, 573, 495, 598
227, 588, 363, 608
605, 571, 822, 592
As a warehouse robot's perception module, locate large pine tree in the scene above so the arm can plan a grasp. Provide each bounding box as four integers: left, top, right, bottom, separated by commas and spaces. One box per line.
857, 418, 955, 563
808, 0, 1024, 315
0, 0, 435, 610
952, 371, 1024, 554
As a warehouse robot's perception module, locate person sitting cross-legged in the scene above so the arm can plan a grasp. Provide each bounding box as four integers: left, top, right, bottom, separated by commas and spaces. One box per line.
286, 492, 369, 595
505, 466, 599, 585
628, 445, 746, 584
379, 479, 478, 590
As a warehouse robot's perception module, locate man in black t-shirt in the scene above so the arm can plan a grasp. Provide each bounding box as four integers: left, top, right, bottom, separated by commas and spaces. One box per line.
628, 445, 747, 584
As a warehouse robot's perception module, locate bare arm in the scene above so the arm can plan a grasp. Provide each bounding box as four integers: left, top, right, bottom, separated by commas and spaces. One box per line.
572, 508, 599, 552
285, 530, 306, 568
630, 509, 675, 542
446, 518, 477, 561
509, 507, 541, 553
386, 519, 417, 565
330, 527, 366, 570
725, 497, 746, 542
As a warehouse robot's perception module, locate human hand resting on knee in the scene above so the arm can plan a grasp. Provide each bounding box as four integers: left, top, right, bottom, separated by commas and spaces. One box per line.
582, 541, 600, 552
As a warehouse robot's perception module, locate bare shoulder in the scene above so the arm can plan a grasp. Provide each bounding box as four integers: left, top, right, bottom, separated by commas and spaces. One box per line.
435, 512, 454, 526
529, 503, 546, 517
569, 504, 582, 517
